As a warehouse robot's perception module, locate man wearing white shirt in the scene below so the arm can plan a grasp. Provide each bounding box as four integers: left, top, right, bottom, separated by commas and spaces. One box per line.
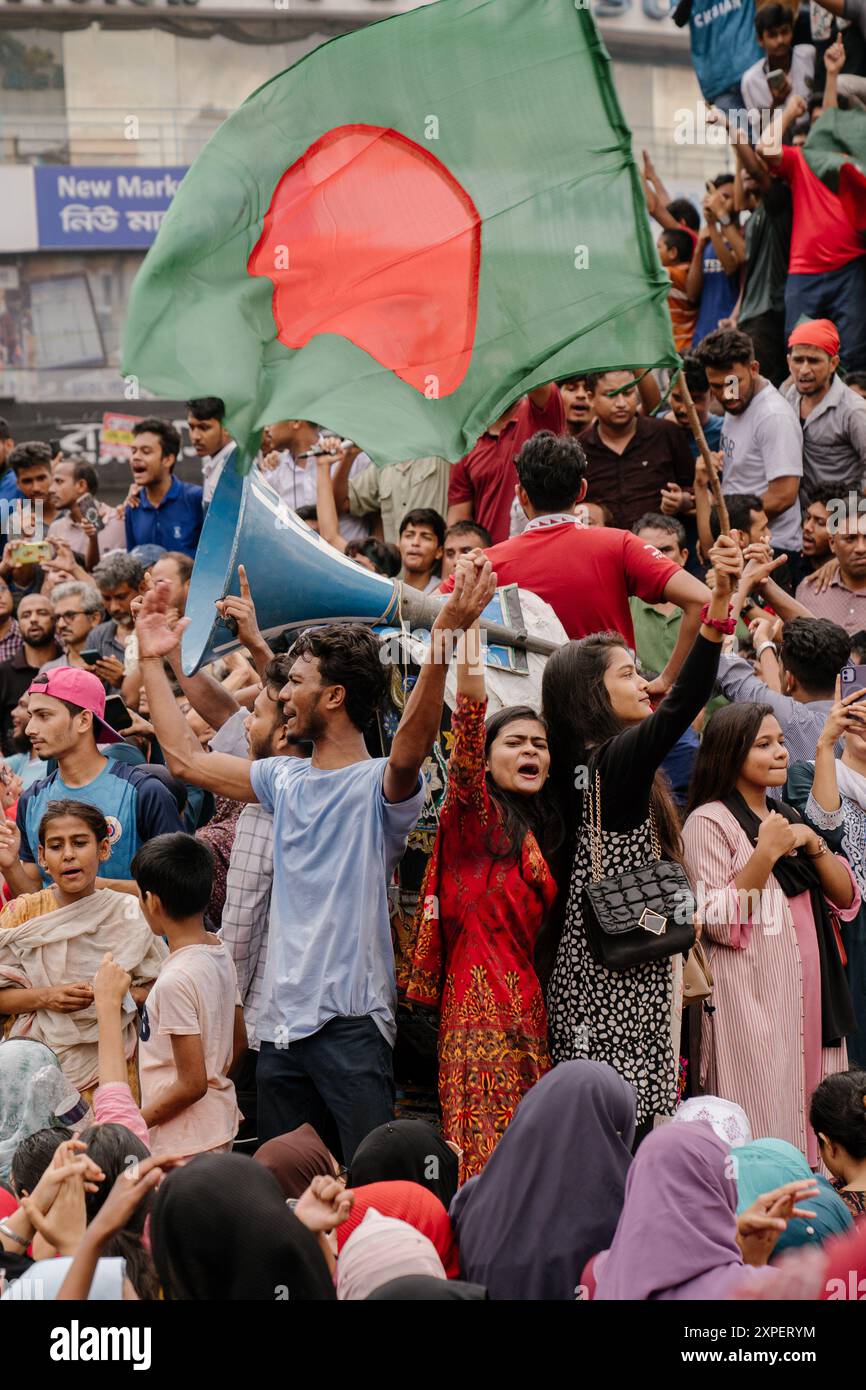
259, 417, 371, 544
695, 327, 803, 565
740, 4, 814, 135
187, 396, 236, 506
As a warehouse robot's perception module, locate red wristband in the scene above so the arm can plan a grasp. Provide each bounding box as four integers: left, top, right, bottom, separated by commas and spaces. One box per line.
701, 602, 736, 636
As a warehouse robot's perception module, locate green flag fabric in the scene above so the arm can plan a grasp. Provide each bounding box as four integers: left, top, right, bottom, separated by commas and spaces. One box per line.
123, 0, 678, 466
803, 108, 866, 233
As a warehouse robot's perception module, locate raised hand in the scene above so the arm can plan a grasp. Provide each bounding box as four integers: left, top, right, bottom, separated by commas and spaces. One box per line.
0, 818, 21, 870
215, 563, 263, 648
707, 533, 743, 598
93, 951, 132, 1010
86, 1154, 186, 1246
438, 551, 497, 632
824, 38, 845, 76
293, 1175, 355, 1234
818, 675, 866, 749
736, 1178, 819, 1265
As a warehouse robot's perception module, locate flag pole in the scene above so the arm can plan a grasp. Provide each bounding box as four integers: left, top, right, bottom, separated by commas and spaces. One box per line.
675, 371, 730, 535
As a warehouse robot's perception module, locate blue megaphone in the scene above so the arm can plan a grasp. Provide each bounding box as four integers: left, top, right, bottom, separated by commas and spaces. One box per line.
181, 456, 558, 675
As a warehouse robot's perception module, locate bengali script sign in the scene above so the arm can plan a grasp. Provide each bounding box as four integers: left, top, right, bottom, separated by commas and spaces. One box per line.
35, 167, 187, 249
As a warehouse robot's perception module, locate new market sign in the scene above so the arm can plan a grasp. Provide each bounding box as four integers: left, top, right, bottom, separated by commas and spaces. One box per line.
34, 166, 187, 248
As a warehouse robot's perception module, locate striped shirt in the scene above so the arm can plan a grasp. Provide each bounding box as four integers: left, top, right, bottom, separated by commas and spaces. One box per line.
218, 802, 273, 1050
793, 574, 866, 638
0, 622, 21, 667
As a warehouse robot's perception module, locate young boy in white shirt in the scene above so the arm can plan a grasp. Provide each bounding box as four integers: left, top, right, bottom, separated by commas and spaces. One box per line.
134, 833, 245, 1158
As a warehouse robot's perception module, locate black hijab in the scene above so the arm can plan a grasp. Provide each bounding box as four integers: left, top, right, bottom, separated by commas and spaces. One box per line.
366, 1275, 488, 1300
722, 790, 856, 1046
450, 1060, 635, 1301
150, 1153, 335, 1300
348, 1120, 459, 1208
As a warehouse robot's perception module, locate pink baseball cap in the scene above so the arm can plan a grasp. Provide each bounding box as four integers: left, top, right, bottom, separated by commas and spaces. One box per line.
28, 667, 124, 744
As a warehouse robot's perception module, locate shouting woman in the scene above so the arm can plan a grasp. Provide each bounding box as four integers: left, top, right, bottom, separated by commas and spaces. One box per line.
405, 615, 562, 1178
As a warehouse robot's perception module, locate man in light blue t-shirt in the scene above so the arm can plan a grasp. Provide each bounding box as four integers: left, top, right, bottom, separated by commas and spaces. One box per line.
137, 554, 496, 1161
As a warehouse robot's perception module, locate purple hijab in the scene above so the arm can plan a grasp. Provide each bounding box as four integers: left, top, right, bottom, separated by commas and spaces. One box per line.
450, 1060, 635, 1301
593, 1121, 773, 1300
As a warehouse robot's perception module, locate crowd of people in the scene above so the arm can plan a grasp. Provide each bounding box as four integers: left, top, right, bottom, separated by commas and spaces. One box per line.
4, 0, 866, 1304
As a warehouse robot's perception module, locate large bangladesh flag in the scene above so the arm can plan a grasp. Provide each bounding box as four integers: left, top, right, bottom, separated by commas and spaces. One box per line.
123, 0, 678, 466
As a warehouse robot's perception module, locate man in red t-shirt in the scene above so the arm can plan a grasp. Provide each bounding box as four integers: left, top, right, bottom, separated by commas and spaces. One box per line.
440, 431, 711, 695
446, 384, 564, 544
761, 88, 866, 371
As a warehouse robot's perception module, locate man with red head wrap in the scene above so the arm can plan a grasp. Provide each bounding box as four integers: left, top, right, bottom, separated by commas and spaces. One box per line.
781, 317, 866, 496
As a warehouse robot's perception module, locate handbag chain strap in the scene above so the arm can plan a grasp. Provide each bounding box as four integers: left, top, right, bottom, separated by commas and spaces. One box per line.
586, 768, 661, 883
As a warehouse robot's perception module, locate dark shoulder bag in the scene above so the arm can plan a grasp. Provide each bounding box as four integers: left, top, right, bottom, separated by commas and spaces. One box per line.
581, 769, 696, 972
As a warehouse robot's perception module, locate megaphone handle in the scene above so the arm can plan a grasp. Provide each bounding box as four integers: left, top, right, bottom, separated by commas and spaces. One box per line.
224, 614, 239, 636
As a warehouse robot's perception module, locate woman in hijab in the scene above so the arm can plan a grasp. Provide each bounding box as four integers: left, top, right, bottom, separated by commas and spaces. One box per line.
336, 1209, 446, 1300
671, 1095, 752, 1148
451, 1060, 635, 1301
734, 1137, 852, 1253
348, 1119, 459, 1208
253, 1124, 339, 1200
0, 1039, 88, 1185
683, 703, 858, 1163
592, 1121, 818, 1300
150, 1152, 335, 1300
335, 1180, 459, 1277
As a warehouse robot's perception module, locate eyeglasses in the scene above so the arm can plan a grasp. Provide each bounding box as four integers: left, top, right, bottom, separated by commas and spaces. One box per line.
54, 610, 86, 621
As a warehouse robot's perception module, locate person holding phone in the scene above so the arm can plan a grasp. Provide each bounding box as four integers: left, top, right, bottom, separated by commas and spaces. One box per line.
47, 458, 126, 568
786, 677, 866, 1066
740, 4, 815, 137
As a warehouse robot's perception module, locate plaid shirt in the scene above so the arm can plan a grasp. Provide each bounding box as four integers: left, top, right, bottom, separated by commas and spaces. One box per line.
219, 802, 274, 1050
0, 622, 22, 667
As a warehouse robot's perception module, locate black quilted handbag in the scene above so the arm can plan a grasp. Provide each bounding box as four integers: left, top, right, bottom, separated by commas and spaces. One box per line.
581, 770, 696, 972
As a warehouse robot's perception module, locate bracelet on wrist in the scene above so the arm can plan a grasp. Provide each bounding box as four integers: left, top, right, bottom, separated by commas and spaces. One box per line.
700, 601, 736, 636
0, 1219, 30, 1247
754, 640, 778, 660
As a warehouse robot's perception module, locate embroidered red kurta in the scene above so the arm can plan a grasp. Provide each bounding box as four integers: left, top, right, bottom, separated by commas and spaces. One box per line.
405, 693, 555, 1178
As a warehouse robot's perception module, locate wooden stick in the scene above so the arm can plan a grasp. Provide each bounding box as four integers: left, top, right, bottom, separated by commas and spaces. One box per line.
675, 370, 730, 536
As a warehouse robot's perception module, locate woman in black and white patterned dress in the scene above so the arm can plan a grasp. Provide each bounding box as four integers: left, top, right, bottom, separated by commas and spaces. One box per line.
541, 536, 741, 1130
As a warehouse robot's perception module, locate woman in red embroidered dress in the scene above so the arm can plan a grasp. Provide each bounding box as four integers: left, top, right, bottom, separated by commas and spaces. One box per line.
405, 619, 561, 1180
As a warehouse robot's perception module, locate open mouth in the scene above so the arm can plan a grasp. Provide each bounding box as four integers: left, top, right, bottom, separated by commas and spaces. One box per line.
516, 760, 540, 779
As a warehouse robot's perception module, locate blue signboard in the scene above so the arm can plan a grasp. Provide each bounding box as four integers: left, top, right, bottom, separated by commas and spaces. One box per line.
34, 166, 187, 249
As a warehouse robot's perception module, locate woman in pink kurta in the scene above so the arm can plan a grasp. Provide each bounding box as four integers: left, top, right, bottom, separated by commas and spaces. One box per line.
683, 704, 859, 1166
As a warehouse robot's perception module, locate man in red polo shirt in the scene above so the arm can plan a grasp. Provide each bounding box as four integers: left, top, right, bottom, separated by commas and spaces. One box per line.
446, 383, 564, 544
440, 431, 711, 695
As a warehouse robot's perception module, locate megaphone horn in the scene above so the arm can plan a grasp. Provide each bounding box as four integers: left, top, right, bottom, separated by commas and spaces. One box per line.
181, 459, 558, 675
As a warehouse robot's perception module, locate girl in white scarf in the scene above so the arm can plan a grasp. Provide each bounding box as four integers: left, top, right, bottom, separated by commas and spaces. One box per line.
0, 799, 166, 1094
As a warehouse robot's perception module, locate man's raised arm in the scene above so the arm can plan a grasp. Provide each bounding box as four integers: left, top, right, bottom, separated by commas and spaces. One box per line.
136, 582, 258, 802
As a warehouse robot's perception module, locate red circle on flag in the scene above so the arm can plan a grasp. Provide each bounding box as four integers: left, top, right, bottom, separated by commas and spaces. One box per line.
248, 124, 481, 397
